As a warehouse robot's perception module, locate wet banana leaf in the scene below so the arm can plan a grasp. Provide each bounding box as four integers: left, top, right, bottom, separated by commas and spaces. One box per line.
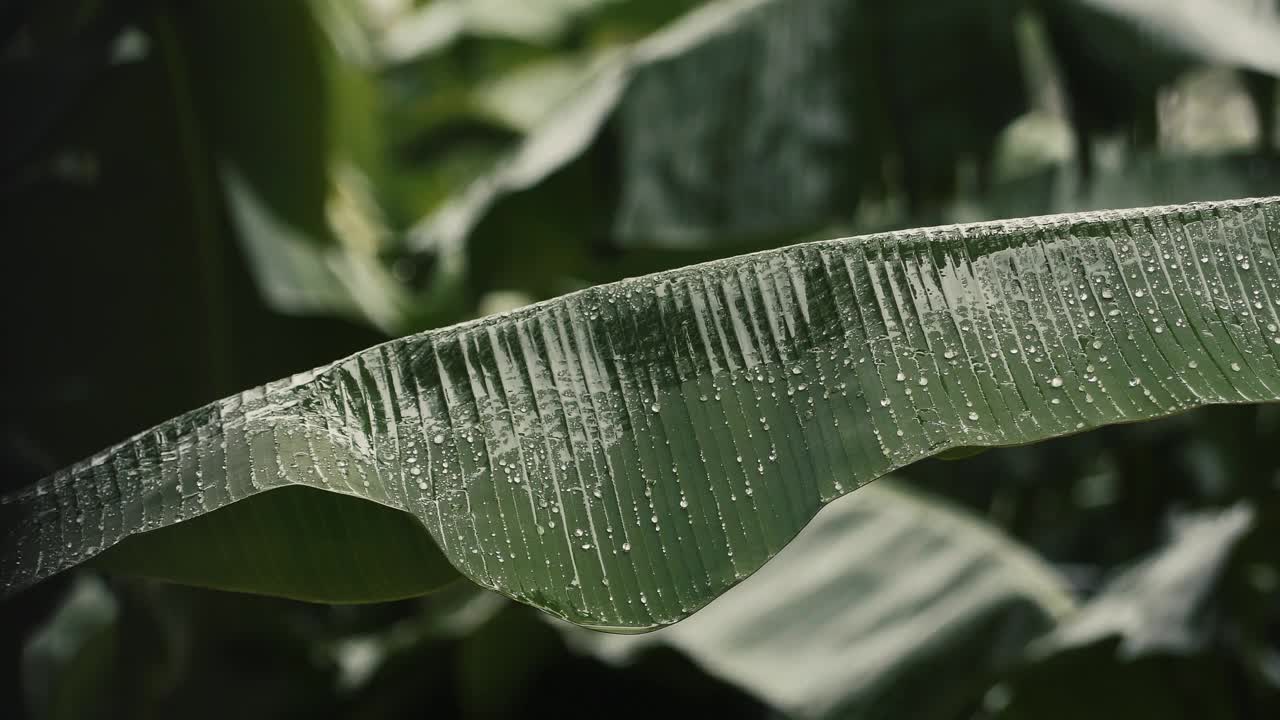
3, 197, 1280, 631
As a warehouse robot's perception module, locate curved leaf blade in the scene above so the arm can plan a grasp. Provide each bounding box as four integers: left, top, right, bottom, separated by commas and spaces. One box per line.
4, 198, 1280, 630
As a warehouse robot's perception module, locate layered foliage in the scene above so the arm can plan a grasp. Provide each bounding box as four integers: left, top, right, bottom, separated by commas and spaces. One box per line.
3, 1, 1280, 719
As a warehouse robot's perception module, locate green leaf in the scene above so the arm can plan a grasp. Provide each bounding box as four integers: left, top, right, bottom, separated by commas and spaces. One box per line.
564, 478, 1073, 719
1073, 0, 1280, 76
473, 53, 616, 134
934, 445, 991, 461
405, 0, 802, 257
4, 198, 1280, 630
22, 576, 119, 720
375, 0, 632, 56
608, 0, 862, 247
994, 503, 1258, 719
1030, 502, 1253, 659
410, 0, 1032, 299
170, 0, 410, 332
373, 0, 703, 63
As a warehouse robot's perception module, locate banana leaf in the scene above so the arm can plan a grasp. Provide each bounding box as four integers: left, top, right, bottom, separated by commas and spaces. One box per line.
3, 197, 1280, 633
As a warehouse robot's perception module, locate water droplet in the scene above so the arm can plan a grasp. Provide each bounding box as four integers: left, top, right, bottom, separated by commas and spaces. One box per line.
880, 398, 892, 407
650, 402, 661, 413
1049, 376, 1064, 388
943, 349, 957, 360
622, 542, 631, 552
917, 377, 928, 387
896, 372, 907, 382
432, 433, 445, 445
967, 411, 979, 421
1231, 362, 1241, 372
1188, 360, 1198, 369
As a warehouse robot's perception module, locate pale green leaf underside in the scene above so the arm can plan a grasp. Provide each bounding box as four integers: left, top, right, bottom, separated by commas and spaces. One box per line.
4, 198, 1280, 630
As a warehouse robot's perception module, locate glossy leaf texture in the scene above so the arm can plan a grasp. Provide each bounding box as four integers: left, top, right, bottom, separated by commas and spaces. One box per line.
3, 197, 1280, 630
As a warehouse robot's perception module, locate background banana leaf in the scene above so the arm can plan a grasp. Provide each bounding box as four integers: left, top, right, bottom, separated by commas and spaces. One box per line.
565, 478, 1075, 719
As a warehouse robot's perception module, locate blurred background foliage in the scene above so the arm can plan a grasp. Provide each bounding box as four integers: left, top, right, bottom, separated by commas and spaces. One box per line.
1, 0, 1279, 717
